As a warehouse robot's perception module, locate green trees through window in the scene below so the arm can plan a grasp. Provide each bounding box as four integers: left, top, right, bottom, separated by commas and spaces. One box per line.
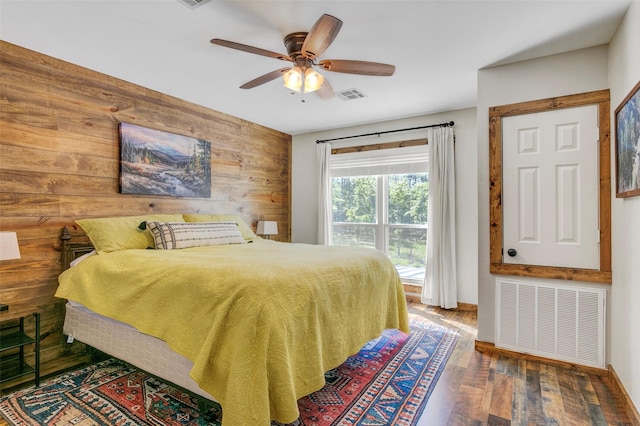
331, 173, 428, 283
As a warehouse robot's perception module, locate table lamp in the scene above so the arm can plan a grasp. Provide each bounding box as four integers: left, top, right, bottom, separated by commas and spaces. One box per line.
257, 221, 278, 239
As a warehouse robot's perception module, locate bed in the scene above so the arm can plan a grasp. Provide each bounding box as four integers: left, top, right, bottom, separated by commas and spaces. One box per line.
56, 214, 409, 426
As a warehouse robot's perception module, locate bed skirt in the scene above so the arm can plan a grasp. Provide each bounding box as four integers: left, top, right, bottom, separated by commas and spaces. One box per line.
63, 302, 216, 402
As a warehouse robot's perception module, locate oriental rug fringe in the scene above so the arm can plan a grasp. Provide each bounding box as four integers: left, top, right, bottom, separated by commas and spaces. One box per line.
0, 320, 457, 426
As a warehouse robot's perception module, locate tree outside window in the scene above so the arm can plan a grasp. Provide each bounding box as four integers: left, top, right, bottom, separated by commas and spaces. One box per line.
331, 173, 427, 283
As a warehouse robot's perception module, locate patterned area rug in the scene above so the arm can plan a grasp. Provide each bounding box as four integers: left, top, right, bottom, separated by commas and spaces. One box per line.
0, 321, 457, 426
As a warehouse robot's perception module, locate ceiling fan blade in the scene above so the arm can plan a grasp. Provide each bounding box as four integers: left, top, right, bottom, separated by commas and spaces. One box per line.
240, 68, 291, 89
315, 79, 335, 100
318, 60, 395, 76
301, 14, 343, 60
211, 38, 292, 62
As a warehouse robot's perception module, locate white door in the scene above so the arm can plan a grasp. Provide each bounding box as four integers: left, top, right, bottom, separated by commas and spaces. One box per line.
502, 105, 599, 269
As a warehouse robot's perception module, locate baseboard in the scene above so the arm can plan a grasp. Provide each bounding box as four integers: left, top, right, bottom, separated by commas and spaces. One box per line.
455, 302, 477, 312
402, 283, 422, 292
608, 364, 640, 425
404, 292, 422, 304
401, 284, 477, 312
474, 340, 608, 376
402, 283, 422, 305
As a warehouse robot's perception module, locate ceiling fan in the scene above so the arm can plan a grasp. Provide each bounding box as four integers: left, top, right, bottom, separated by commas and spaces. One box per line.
210, 14, 395, 99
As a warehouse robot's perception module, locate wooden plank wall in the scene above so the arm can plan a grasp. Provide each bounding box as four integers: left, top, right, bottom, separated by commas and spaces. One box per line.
0, 41, 291, 390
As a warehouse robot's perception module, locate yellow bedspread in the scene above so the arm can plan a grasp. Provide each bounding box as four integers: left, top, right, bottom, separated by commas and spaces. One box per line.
56, 240, 409, 426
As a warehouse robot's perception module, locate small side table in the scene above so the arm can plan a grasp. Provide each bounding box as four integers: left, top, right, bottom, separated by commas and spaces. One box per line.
0, 305, 40, 387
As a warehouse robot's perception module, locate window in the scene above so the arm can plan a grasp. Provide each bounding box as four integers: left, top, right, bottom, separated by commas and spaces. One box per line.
330, 145, 428, 284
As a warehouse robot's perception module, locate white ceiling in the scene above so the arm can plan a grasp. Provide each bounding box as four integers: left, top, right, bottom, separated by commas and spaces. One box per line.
0, 0, 631, 135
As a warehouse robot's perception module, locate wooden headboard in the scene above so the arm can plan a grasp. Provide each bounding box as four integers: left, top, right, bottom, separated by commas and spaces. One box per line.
61, 226, 95, 271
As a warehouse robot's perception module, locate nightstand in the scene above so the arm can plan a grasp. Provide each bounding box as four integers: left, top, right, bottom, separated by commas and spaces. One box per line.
0, 305, 40, 387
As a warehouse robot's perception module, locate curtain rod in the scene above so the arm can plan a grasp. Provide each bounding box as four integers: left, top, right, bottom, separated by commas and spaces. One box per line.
316, 121, 454, 144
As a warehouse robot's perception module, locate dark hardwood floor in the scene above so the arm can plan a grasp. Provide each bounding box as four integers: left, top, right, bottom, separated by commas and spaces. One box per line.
410, 303, 633, 425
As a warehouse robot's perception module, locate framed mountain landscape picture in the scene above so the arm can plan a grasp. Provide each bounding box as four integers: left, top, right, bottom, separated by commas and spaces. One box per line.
119, 123, 211, 198
615, 80, 640, 198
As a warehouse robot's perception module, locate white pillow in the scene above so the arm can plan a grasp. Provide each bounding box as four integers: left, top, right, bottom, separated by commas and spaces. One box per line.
146, 221, 245, 250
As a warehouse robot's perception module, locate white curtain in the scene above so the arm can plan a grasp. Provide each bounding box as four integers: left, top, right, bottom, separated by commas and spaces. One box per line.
421, 127, 458, 309
317, 142, 332, 245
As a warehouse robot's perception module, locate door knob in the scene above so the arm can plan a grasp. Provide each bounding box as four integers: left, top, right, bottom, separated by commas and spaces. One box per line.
507, 248, 517, 257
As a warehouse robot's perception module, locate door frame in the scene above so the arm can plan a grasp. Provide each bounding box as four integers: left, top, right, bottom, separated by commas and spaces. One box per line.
489, 90, 612, 284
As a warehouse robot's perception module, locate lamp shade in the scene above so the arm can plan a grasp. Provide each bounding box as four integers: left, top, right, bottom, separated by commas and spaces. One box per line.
257, 221, 278, 236
0, 232, 21, 261
283, 67, 324, 93
303, 68, 324, 93
283, 67, 303, 92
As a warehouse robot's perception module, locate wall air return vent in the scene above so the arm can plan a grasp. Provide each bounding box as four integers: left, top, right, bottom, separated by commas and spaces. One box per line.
336, 88, 367, 102
495, 278, 605, 369
177, 0, 212, 9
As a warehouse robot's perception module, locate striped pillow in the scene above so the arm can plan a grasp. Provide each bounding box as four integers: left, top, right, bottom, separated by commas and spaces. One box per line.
146, 221, 245, 250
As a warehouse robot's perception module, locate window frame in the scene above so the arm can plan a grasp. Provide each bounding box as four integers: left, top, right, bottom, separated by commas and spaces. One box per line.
330, 140, 429, 284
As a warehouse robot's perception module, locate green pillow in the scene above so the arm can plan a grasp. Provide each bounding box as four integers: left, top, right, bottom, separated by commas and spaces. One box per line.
182, 214, 257, 241
76, 214, 185, 254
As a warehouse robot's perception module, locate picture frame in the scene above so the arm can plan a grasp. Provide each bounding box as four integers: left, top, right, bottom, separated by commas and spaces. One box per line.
119, 123, 211, 198
615, 80, 640, 198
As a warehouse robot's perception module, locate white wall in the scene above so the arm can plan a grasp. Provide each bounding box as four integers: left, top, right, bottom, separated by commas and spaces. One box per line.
292, 108, 479, 304
291, 4, 640, 412
608, 0, 640, 411
476, 45, 611, 345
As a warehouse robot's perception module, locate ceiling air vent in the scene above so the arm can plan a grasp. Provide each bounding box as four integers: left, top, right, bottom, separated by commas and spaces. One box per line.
336, 88, 367, 102
177, 0, 212, 9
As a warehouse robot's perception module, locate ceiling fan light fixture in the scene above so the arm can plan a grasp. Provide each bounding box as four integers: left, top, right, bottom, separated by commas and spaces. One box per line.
303, 68, 324, 93
283, 66, 325, 93
283, 67, 303, 92
213, 14, 394, 99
